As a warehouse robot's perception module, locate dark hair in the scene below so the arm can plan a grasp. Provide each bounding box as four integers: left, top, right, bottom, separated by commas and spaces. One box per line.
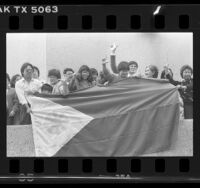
20, 62, 34, 77
90, 68, 98, 76
63, 68, 74, 75
160, 68, 173, 79
48, 69, 61, 79
78, 65, 90, 73
180, 65, 193, 78
10, 74, 21, 88
33, 66, 40, 77
77, 65, 93, 82
117, 61, 129, 72
148, 65, 159, 78
6, 73, 10, 82
41, 83, 53, 93
128, 61, 138, 68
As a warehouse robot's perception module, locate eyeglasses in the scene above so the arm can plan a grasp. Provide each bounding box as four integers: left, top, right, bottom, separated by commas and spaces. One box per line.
25, 68, 33, 73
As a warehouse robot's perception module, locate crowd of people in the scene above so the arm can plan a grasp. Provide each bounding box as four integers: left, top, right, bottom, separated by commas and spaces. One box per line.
6, 44, 193, 125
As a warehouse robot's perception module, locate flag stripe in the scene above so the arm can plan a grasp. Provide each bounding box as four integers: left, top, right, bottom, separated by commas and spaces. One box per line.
55, 103, 180, 156
37, 78, 178, 119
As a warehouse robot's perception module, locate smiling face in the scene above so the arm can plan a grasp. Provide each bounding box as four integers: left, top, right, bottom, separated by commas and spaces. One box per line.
145, 66, 154, 78
81, 70, 90, 80
182, 68, 192, 80
129, 64, 138, 74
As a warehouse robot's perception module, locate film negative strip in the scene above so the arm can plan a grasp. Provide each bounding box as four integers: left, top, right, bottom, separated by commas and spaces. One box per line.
0, 2, 200, 183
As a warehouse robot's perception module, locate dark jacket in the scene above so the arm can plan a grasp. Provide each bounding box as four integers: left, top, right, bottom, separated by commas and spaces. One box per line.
6, 88, 20, 125
166, 74, 193, 103
19, 104, 32, 125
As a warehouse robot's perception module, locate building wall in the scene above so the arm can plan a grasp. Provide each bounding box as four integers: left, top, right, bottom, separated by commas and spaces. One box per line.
46, 33, 193, 80
7, 33, 193, 81
6, 33, 47, 80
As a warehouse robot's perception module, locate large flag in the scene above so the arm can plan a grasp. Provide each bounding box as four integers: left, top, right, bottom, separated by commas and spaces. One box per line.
27, 78, 180, 157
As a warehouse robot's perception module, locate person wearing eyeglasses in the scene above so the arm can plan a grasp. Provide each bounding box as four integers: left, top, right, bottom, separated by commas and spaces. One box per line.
15, 62, 43, 124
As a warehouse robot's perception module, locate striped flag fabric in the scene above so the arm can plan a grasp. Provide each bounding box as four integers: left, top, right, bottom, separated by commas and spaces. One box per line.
27, 78, 180, 157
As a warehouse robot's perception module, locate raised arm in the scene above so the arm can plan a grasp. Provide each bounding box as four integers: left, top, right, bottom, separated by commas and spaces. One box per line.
102, 57, 114, 83
110, 43, 119, 74
164, 65, 181, 86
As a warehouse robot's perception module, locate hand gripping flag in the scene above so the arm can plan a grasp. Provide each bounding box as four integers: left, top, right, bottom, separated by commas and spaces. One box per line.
27, 78, 180, 157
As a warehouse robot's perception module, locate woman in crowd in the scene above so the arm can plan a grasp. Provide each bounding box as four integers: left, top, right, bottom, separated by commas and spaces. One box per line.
10, 74, 22, 88
48, 69, 69, 95
33, 66, 45, 84
128, 61, 140, 77
160, 65, 173, 79
165, 65, 193, 119
63, 68, 75, 87
32, 66, 40, 79
90, 68, 98, 85
15, 63, 43, 124
69, 65, 95, 91
144, 65, 159, 78
7, 73, 20, 125
160, 65, 184, 119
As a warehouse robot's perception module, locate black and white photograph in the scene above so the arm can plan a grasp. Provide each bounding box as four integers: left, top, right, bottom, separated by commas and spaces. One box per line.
6, 33, 193, 157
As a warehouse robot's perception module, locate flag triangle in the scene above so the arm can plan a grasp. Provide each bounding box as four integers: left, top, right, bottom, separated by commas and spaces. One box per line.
27, 96, 94, 157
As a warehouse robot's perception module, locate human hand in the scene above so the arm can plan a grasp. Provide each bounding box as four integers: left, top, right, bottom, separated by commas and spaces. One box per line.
181, 85, 187, 90
26, 106, 32, 114
103, 81, 109, 86
102, 56, 109, 65
177, 85, 187, 90
134, 72, 142, 78
9, 110, 15, 117
163, 64, 170, 74
110, 43, 118, 54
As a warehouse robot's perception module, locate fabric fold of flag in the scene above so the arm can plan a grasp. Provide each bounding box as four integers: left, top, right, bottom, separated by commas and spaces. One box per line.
27, 78, 180, 157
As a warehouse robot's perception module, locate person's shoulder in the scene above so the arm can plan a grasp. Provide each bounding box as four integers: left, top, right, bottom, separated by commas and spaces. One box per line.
15, 78, 24, 87
32, 78, 43, 85
33, 78, 40, 82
